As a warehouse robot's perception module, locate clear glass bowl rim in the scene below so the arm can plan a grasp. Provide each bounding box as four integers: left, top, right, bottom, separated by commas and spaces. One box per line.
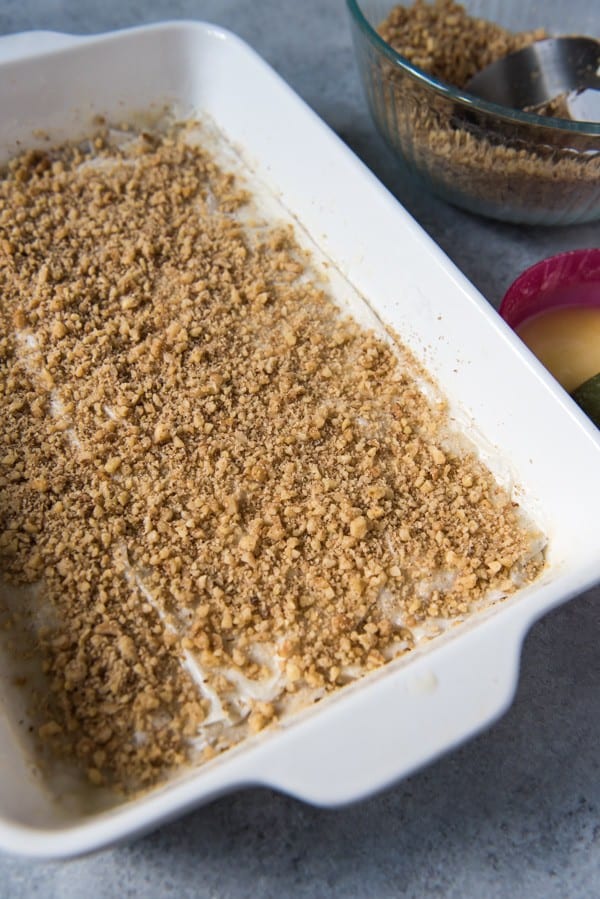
347, 0, 600, 136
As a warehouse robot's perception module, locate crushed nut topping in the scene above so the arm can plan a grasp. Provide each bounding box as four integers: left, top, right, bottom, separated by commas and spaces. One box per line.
0, 122, 544, 793
379, 0, 546, 90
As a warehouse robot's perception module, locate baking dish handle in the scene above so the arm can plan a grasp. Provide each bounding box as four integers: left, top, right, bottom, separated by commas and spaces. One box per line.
0, 30, 85, 63
247, 612, 529, 806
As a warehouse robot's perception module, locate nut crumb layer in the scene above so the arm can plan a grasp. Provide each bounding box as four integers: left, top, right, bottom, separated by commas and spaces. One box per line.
379, 0, 546, 89
0, 123, 544, 792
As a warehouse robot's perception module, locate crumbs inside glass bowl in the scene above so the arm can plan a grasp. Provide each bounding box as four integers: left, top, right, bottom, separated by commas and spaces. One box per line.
350, 0, 600, 224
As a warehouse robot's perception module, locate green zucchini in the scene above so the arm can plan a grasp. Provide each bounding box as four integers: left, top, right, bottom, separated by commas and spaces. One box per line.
571, 373, 600, 428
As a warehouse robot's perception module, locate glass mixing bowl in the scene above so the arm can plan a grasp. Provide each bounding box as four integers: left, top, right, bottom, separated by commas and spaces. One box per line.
347, 0, 600, 224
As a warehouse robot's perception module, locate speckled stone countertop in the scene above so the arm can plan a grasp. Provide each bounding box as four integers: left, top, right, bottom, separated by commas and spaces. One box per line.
0, 1, 599, 896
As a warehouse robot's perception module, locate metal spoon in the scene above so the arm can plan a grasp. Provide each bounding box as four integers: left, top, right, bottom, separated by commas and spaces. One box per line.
465, 37, 600, 123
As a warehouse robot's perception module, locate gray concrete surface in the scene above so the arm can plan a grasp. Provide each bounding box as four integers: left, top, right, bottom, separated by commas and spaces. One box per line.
0, 0, 599, 896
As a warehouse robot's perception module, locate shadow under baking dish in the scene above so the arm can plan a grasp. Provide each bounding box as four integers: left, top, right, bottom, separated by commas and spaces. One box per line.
0, 21, 598, 859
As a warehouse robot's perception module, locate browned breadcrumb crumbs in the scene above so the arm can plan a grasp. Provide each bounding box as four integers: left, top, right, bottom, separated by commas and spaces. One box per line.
379, 0, 546, 89
373, 1, 599, 222
0, 122, 544, 792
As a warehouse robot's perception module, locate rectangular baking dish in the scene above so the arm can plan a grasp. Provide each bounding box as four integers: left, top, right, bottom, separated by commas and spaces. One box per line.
0, 22, 599, 859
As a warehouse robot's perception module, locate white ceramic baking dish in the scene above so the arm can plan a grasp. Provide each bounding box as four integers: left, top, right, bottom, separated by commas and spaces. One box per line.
0, 22, 599, 860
